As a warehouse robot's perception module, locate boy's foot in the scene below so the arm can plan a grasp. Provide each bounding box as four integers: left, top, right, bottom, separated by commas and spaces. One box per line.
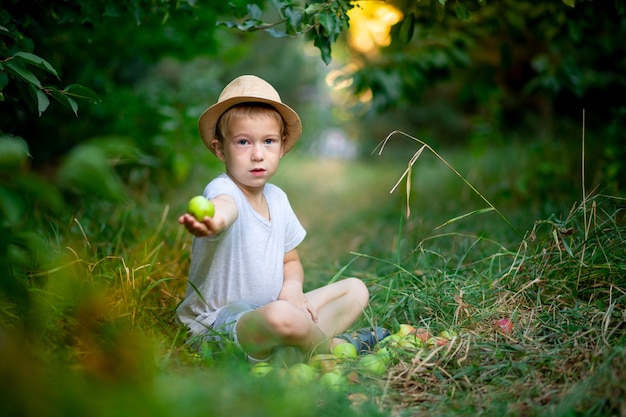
337, 327, 391, 355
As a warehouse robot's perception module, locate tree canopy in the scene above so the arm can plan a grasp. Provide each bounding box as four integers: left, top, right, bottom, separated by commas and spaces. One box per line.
1, 0, 625, 302
3, 0, 625, 140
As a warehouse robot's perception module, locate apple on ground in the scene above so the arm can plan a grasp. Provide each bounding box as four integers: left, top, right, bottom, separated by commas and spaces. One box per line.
187, 195, 215, 220
378, 333, 401, 349
398, 334, 422, 349
414, 327, 433, 342
438, 328, 458, 340
359, 353, 388, 375
288, 363, 316, 384
395, 323, 416, 337
308, 353, 339, 374
332, 342, 358, 360
319, 370, 348, 391
250, 361, 273, 377
426, 336, 448, 348
495, 318, 513, 334
374, 347, 393, 365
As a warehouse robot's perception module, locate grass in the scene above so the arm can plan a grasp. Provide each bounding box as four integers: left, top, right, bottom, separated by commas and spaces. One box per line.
1, 137, 625, 417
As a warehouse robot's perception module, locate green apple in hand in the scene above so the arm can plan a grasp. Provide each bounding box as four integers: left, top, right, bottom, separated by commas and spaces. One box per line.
187, 195, 214, 220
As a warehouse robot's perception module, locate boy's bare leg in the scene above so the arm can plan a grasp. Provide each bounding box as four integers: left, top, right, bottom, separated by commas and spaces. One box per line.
305, 277, 369, 344
236, 278, 369, 359
236, 300, 331, 359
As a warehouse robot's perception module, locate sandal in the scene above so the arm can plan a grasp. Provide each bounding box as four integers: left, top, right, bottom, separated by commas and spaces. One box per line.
337, 326, 391, 354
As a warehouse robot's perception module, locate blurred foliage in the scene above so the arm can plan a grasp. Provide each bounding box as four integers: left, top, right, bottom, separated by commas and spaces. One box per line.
1, 1, 625, 396
1, 0, 235, 163
0, 0, 229, 330
339, 0, 626, 191
0, 3, 624, 414
216, 0, 625, 191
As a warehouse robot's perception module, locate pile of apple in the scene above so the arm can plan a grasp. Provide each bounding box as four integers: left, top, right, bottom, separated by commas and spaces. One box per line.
250, 341, 378, 391
376, 324, 457, 352
249, 324, 459, 391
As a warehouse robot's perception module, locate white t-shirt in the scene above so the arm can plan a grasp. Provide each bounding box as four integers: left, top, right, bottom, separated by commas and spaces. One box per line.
176, 174, 307, 336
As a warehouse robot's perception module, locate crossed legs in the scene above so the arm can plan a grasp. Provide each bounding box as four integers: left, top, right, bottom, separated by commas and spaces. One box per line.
236, 277, 369, 360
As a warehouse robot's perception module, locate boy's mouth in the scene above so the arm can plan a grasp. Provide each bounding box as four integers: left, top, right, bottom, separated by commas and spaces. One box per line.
250, 168, 266, 176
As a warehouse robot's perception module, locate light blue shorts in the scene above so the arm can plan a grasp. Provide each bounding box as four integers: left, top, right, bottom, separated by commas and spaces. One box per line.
190, 301, 304, 364
212, 301, 260, 347
189, 301, 263, 361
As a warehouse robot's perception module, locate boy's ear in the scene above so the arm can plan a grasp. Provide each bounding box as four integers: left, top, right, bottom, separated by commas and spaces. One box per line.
211, 139, 226, 161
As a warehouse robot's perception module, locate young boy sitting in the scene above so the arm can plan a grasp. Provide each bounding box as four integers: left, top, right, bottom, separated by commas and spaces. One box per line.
177, 75, 388, 361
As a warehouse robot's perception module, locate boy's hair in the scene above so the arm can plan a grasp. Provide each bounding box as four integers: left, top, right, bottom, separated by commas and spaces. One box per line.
215, 103, 286, 143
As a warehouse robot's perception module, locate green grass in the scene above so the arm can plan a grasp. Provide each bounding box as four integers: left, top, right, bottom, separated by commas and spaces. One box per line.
1, 140, 625, 417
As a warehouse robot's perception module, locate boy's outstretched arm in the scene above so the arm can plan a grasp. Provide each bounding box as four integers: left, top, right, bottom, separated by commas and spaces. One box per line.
178, 194, 238, 237
280, 249, 318, 323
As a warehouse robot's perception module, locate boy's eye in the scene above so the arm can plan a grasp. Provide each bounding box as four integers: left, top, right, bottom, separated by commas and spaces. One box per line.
237, 139, 249, 145
265, 138, 278, 145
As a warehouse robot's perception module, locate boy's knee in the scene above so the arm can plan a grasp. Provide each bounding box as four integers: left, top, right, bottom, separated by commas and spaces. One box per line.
263, 301, 309, 337
345, 277, 370, 306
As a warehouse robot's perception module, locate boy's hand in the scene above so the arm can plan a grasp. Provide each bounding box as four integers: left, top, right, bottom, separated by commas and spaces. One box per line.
279, 281, 318, 323
281, 249, 316, 322
178, 194, 238, 237
177, 213, 225, 237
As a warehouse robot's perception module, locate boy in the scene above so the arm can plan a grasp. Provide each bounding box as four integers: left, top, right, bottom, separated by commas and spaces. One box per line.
177, 75, 388, 361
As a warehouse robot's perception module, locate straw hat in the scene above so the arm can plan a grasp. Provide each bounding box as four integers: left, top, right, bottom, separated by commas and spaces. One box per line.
198, 75, 302, 155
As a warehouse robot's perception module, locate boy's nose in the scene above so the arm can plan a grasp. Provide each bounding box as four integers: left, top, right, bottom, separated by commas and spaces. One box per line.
251, 144, 264, 160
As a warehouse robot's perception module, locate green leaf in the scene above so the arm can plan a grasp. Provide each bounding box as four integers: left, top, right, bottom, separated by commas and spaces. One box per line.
35, 89, 50, 116
237, 19, 262, 31
47, 87, 79, 116
67, 96, 78, 116
64, 84, 101, 103
266, 28, 289, 38
284, 6, 303, 35
3, 60, 42, 88
562, 0, 575, 6
304, 3, 324, 15
455, 3, 471, 21
313, 30, 332, 65
216, 20, 238, 28
319, 11, 339, 42
0, 73, 8, 90
399, 13, 416, 44
247, 4, 262, 20
13, 52, 60, 79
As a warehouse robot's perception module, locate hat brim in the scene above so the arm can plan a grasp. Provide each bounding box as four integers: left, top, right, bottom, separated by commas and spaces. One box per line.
198, 96, 302, 156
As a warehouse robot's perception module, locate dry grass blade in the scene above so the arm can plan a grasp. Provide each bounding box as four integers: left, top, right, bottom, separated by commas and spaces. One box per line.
374, 130, 523, 238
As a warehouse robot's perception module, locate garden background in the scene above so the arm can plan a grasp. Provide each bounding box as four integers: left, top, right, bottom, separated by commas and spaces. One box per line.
1, 1, 625, 416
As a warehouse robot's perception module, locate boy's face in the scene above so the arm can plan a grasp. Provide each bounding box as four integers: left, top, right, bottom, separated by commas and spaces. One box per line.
212, 113, 284, 192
